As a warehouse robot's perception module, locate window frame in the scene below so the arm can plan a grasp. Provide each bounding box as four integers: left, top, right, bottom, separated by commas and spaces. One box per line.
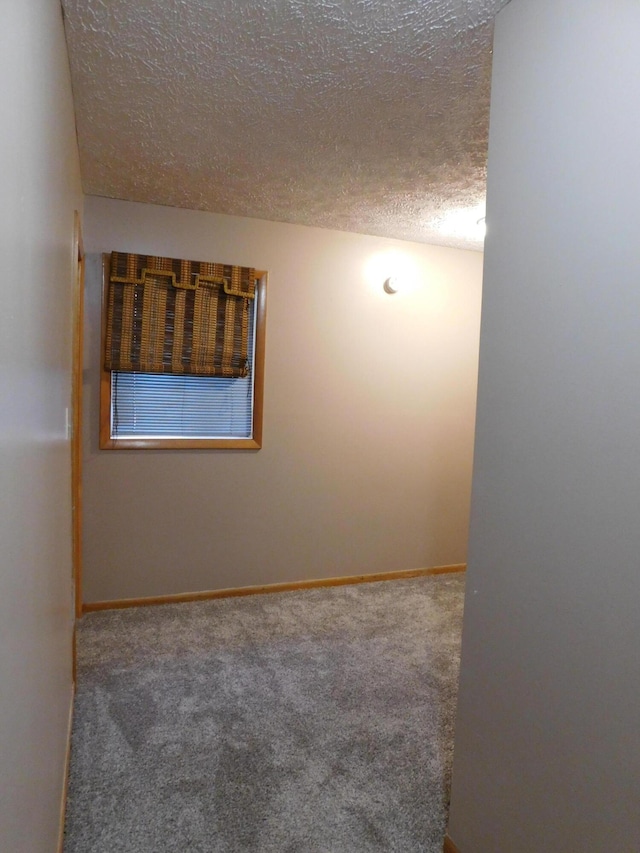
99, 254, 267, 450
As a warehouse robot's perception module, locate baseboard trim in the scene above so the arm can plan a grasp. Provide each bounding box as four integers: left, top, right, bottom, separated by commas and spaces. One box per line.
83, 564, 466, 613
443, 833, 461, 853
56, 683, 75, 853
72, 619, 77, 686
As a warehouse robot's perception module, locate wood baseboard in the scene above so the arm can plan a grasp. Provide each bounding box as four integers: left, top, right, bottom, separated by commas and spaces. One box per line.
443, 833, 461, 853
56, 684, 75, 853
83, 564, 466, 613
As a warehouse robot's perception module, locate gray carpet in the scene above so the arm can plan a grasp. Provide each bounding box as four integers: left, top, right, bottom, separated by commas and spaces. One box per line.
64, 574, 465, 852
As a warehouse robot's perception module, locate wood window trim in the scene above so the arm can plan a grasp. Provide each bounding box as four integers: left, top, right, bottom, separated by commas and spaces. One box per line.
99, 254, 267, 450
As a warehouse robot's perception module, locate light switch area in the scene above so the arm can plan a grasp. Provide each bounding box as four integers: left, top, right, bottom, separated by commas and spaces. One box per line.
65, 407, 72, 440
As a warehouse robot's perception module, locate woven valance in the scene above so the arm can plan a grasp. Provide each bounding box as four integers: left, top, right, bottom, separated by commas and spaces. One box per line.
105, 252, 256, 377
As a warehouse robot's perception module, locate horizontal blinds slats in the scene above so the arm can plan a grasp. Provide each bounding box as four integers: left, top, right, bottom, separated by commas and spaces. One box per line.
111, 297, 255, 439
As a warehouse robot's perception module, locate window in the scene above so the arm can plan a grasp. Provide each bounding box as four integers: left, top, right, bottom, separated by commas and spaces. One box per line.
100, 253, 266, 450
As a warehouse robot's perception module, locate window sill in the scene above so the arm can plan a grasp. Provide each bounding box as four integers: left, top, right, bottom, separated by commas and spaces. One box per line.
99, 436, 262, 451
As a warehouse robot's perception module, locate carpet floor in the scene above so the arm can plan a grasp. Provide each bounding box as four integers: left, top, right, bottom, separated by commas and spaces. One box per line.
64, 573, 465, 852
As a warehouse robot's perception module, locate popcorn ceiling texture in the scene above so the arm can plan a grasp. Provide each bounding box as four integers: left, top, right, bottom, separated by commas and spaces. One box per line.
62, 0, 509, 250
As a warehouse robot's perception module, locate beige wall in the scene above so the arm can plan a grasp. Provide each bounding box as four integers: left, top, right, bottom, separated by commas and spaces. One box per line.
0, 2, 83, 851
82, 198, 482, 602
449, 1, 640, 851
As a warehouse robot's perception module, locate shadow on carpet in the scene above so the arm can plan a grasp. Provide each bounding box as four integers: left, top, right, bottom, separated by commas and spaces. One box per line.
64, 573, 465, 852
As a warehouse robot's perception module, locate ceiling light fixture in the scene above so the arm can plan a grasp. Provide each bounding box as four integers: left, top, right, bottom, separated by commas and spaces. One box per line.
383, 276, 399, 295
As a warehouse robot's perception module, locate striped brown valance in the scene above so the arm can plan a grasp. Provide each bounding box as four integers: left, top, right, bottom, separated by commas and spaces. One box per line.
105, 252, 256, 377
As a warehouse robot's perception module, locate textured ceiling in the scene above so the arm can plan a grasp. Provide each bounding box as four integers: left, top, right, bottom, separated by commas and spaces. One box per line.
62, 0, 509, 251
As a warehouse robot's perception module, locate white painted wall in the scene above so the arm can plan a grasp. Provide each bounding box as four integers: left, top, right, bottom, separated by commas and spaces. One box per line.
0, 2, 83, 851
448, 2, 640, 850
82, 198, 483, 601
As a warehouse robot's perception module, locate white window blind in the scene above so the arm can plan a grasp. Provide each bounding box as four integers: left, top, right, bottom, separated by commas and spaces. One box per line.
110, 298, 256, 440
